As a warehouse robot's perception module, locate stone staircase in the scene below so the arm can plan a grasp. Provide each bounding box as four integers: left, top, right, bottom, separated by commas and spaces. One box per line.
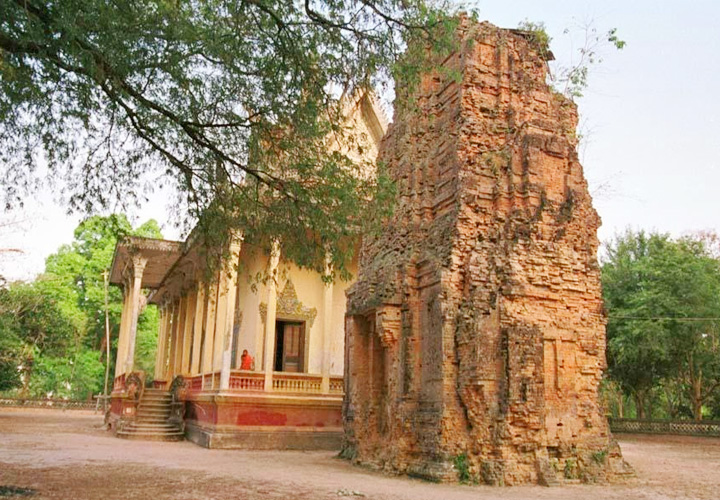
117, 388, 184, 441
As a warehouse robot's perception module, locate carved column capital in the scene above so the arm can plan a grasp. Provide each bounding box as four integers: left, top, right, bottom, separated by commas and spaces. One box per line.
132, 255, 148, 280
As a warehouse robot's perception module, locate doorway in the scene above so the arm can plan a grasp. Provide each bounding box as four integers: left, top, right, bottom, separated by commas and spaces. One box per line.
274, 321, 306, 372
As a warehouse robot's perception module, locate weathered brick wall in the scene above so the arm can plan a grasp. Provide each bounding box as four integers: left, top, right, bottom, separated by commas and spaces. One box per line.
343, 20, 631, 485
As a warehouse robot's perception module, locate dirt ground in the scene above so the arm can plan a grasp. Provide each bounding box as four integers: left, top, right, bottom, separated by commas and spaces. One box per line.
1, 409, 719, 499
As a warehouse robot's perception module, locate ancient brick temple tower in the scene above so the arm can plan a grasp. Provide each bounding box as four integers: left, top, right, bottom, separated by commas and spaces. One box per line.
343, 20, 630, 485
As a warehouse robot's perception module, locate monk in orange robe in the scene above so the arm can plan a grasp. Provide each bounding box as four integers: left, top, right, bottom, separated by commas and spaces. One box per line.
240, 350, 254, 370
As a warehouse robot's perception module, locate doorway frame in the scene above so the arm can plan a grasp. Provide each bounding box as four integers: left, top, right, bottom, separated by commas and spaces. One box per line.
274, 319, 309, 373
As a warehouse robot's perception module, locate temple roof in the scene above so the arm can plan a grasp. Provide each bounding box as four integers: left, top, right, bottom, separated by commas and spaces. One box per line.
109, 236, 184, 289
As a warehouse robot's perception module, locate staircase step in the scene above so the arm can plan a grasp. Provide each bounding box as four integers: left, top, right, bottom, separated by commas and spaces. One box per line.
137, 407, 172, 413
128, 421, 177, 427
141, 391, 172, 397
121, 426, 183, 432
115, 389, 183, 442
127, 425, 180, 432
138, 404, 172, 410
117, 431, 184, 442
119, 430, 184, 436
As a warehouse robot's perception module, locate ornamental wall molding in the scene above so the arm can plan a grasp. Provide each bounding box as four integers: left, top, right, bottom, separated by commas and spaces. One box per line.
259, 279, 317, 328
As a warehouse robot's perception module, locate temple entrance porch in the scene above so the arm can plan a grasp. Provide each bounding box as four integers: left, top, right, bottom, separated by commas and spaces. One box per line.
107, 234, 350, 449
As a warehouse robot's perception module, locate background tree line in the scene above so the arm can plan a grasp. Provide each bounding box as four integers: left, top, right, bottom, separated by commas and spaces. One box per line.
0, 214, 161, 400
602, 230, 720, 420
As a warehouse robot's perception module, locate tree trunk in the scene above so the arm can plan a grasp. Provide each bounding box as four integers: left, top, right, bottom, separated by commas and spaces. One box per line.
634, 392, 646, 419
20, 355, 33, 398
688, 356, 703, 421
692, 377, 703, 421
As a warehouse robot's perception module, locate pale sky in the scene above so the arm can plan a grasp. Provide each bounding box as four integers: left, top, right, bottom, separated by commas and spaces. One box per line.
472, 0, 720, 245
2, 0, 719, 281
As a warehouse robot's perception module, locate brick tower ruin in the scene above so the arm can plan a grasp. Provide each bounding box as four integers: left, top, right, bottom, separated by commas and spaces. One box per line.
342, 20, 630, 485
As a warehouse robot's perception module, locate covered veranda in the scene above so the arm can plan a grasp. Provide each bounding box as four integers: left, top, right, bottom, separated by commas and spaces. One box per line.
108, 234, 346, 449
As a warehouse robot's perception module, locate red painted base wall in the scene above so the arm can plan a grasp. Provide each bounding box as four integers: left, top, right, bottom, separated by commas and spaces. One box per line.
182, 394, 343, 450
185, 395, 342, 428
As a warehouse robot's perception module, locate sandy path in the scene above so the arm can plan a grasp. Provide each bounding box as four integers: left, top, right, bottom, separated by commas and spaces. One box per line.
1, 408, 718, 499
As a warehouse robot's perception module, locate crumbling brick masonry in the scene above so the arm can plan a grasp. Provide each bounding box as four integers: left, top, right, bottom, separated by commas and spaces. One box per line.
342, 20, 631, 485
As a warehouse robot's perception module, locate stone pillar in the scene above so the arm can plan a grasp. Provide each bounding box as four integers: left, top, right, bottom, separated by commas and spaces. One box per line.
321, 252, 334, 393
220, 235, 243, 390
181, 290, 196, 375
213, 281, 230, 376
172, 295, 188, 378
161, 301, 174, 379
166, 300, 179, 379
202, 281, 218, 387
263, 240, 281, 392
114, 286, 131, 378
190, 284, 206, 375
153, 303, 170, 381
124, 256, 147, 374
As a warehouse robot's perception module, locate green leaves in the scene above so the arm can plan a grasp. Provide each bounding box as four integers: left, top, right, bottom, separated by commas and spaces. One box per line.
607, 28, 626, 50
603, 230, 720, 419
0, 214, 162, 398
516, 19, 552, 56
0, 282, 76, 394
521, 20, 627, 100
0, 0, 455, 274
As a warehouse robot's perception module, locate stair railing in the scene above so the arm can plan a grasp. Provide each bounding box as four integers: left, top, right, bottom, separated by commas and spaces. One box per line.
169, 375, 187, 432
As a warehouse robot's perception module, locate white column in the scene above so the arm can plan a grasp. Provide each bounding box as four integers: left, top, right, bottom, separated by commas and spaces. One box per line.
202, 281, 218, 387
124, 256, 147, 374
166, 300, 179, 379
114, 285, 131, 378
153, 304, 169, 381
172, 295, 188, 377
190, 284, 206, 375
321, 252, 334, 393
263, 240, 281, 392
220, 234, 243, 390
213, 281, 230, 375
181, 291, 195, 375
